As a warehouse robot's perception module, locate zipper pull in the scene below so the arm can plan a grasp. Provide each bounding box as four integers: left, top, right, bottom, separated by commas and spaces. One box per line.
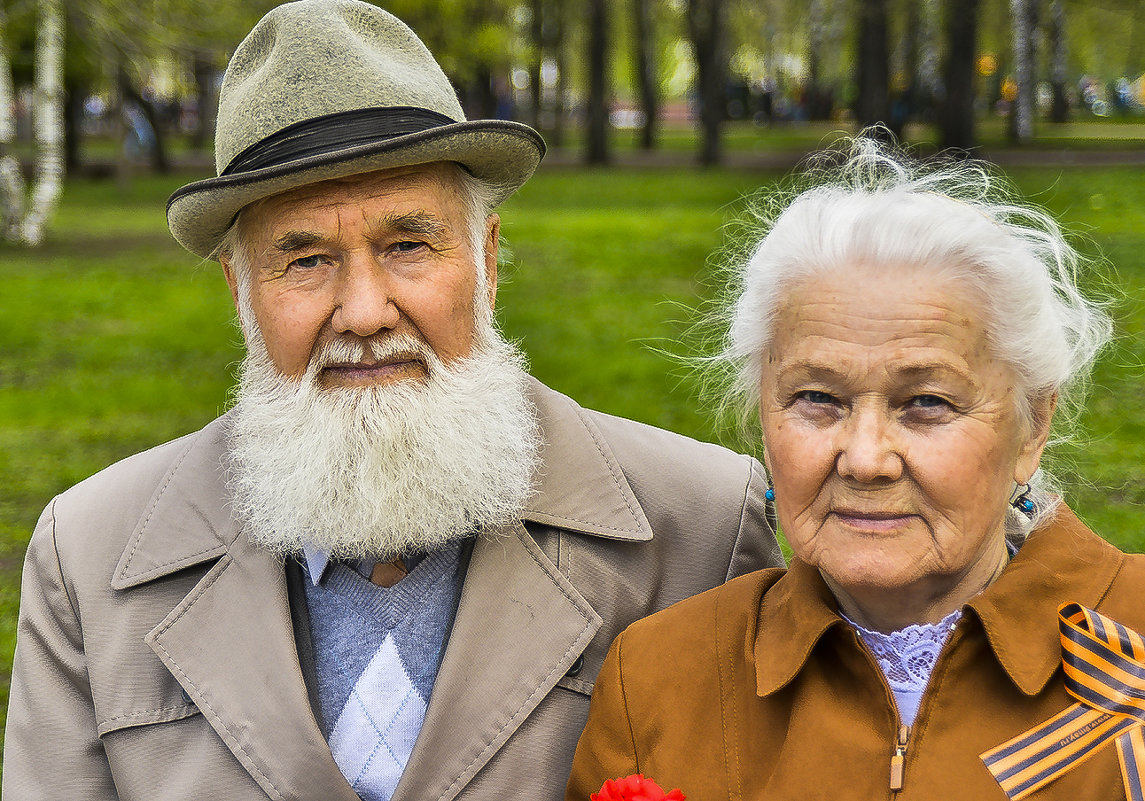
889, 724, 910, 791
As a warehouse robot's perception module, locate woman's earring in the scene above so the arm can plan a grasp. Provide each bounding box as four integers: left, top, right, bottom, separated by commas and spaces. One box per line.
1012, 484, 1035, 517
765, 485, 776, 502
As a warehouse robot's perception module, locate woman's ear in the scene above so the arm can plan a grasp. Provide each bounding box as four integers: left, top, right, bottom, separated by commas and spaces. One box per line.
1015, 392, 1057, 483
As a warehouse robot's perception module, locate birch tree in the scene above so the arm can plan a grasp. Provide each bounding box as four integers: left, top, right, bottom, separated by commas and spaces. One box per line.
1009, 0, 1036, 143
0, 0, 64, 246
0, 3, 22, 238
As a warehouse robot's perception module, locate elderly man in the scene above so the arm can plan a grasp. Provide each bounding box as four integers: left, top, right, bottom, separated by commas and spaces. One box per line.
2, 2, 781, 800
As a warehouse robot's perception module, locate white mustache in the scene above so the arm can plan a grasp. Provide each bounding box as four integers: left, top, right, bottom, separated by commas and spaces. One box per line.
308, 334, 438, 373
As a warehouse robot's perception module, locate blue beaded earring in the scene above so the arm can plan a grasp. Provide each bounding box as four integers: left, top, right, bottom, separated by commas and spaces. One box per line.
1012, 484, 1035, 517
765, 485, 776, 502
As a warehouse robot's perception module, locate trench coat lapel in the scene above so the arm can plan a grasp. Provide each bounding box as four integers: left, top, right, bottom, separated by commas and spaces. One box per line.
111, 416, 357, 801
391, 522, 603, 801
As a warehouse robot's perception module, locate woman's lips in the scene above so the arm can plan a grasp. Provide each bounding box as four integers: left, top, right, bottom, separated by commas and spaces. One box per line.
831, 509, 916, 533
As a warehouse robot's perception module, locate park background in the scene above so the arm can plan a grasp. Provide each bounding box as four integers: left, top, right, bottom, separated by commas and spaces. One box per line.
1, 0, 1144, 759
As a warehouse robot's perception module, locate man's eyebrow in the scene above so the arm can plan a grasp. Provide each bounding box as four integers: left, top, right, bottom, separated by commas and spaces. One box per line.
372, 211, 449, 238
272, 230, 324, 252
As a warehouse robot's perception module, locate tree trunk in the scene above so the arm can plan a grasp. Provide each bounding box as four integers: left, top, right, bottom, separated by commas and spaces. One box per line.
550, 0, 567, 146
686, 0, 727, 166
939, 0, 979, 152
528, 0, 543, 130
189, 49, 215, 153
855, 0, 890, 131
632, 0, 658, 149
805, 0, 831, 121
918, 0, 942, 101
121, 71, 169, 174
63, 79, 84, 173
0, 3, 26, 239
896, 0, 922, 138
585, 0, 609, 164
1048, 0, 1068, 123
22, 0, 65, 246
1009, 0, 1035, 143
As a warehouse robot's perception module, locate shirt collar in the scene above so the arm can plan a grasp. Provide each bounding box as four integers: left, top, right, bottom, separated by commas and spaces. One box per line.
301, 545, 334, 586
301, 545, 382, 586
751, 505, 1124, 699
301, 545, 435, 586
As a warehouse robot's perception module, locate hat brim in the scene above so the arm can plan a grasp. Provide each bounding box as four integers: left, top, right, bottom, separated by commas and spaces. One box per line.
167, 119, 545, 259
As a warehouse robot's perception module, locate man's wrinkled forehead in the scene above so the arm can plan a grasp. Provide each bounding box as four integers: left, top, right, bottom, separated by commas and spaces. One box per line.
235, 162, 464, 234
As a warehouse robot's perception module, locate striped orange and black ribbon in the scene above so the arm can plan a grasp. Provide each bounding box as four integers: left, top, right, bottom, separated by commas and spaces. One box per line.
981, 602, 1145, 800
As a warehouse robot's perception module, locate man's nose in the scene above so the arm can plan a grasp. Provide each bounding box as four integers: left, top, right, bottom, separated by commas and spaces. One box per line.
835, 404, 903, 483
330, 256, 401, 336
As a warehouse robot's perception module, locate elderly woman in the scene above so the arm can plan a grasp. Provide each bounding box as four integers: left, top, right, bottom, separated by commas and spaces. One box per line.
565, 139, 1145, 801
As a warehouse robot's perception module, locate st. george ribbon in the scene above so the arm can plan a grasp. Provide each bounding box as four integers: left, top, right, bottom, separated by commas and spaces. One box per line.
981, 603, 1145, 800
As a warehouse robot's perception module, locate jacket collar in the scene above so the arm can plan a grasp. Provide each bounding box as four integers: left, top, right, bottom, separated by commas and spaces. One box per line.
965, 506, 1123, 695
112, 376, 652, 590
111, 414, 238, 590
521, 377, 653, 541
752, 506, 1124, 699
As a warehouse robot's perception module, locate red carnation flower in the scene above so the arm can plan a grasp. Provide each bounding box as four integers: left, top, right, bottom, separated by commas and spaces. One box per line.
592, 773, 686, 801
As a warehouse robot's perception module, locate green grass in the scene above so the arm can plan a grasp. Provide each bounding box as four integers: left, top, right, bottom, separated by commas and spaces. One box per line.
1, 148, 1144, 753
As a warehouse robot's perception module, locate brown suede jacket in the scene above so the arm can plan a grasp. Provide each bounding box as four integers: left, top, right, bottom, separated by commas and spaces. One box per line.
567, 507, 1145, 801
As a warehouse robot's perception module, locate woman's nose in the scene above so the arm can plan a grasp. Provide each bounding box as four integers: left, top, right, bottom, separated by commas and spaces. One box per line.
835, 405, 903, 483
331, 256, 401, 337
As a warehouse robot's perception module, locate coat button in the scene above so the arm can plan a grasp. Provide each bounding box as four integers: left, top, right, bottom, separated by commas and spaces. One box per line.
566, 655, 585, 678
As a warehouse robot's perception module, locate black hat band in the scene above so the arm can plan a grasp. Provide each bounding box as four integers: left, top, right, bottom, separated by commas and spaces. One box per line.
221, 106, 458, 176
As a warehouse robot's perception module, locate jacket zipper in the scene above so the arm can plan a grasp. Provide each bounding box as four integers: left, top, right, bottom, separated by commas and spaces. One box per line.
852, 618, 964, 797
889, 724, 911, 791
850, 628, 912, 795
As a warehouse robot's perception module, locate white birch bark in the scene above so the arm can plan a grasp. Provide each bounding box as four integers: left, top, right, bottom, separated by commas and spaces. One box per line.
918, 0, 941, 98
22, 0, 65, 246
1010, 0, 1034, 142
0, 4, 26, 239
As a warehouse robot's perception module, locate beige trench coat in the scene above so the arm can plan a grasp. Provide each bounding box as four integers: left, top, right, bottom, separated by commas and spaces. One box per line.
3, 377, 781, 801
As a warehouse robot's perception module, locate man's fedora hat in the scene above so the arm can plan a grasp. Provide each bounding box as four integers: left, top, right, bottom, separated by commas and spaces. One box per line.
167, 0, 545, 259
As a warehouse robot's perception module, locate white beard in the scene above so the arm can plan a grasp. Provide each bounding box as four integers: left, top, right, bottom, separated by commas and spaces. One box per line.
226, 324, 542, 561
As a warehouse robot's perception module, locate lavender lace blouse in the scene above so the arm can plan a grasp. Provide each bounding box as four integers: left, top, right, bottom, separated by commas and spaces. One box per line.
845, 609, 963, 727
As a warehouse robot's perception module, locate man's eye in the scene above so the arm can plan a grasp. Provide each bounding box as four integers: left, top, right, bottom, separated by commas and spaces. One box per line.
288, 254, 324, 270
796, 390, 836, 404
392, 240, 425, 253
909, 394, 949, 409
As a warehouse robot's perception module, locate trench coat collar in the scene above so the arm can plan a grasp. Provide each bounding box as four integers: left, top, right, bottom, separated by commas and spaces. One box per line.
752, 506, 1124, 699
521, 377, 654, 542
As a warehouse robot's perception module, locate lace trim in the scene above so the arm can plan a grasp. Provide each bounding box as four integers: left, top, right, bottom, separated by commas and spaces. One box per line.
846, 609, 963, 693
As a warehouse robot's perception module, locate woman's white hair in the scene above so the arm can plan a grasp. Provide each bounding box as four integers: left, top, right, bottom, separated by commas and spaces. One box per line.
719, 133, 1113, 538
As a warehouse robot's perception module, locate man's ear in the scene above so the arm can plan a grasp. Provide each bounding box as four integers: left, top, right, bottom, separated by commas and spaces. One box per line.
483, 214, 500, 310
220, 254, 241, 312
